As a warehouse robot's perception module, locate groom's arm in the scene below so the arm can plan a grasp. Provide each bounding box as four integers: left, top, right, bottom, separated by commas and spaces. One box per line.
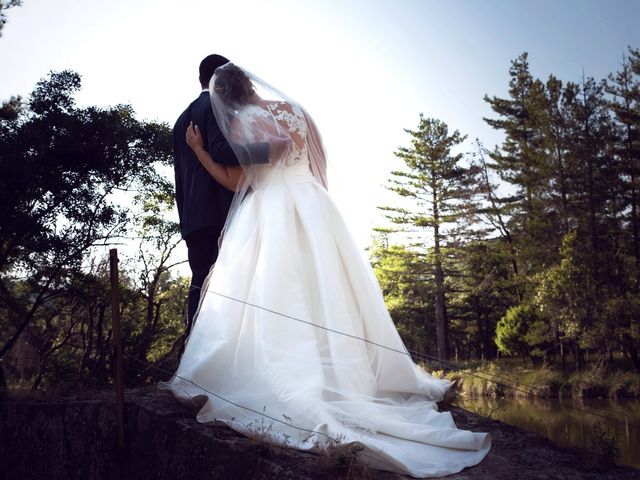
206, 112, 241, 165
206, 112, 270, 165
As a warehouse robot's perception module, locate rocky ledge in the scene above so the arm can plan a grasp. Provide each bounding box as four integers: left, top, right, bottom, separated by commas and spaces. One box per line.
0, 387, 639, 480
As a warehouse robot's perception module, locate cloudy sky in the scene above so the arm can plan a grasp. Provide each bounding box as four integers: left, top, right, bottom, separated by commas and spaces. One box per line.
2, 0, 639, 268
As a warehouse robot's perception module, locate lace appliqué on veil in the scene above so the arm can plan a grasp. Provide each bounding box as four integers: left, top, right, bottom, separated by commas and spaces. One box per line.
241, 101, 309, 167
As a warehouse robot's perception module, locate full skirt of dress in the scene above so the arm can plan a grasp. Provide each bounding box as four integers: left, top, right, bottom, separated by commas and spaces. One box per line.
158, 163, 490, 478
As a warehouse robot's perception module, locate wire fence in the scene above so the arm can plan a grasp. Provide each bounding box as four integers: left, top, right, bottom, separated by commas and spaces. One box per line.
124, 353, 342, 443
190, 285, 640, 430
4, 281, 640, 449
122, 352, 399, 471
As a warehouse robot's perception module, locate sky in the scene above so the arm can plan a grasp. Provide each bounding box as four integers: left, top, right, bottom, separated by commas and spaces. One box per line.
2, 0, 640, 272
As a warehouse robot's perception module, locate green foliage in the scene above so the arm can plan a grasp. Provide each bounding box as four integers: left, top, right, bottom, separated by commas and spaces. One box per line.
447, 360, 640, 400
0, 70, 180, 391
0, 0, 21, 36
447, 239, 516, 360
480, 47, 640, 371
377, 44, 639, 372
495, 304, 540, 358
370, 238, 435, 354
386, 115, 477, 233
0, 70, 172, 275
532, 233, 592, 346
603, 294, 640, 366
369, 47, 640, 373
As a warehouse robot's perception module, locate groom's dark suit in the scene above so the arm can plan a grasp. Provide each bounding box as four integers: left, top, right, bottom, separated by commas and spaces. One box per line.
173, 90, 267, 329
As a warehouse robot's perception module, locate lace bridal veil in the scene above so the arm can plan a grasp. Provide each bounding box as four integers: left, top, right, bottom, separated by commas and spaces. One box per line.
208, 62, 328, 246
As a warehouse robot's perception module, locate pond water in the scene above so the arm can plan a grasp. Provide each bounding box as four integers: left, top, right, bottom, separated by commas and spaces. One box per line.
455, 396, 640, 469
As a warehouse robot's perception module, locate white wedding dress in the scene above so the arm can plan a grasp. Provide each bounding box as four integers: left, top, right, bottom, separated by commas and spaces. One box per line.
159, 101, 490, 478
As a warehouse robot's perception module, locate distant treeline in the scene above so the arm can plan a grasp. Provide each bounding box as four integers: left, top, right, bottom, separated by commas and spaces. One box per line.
374, 48, 640, 372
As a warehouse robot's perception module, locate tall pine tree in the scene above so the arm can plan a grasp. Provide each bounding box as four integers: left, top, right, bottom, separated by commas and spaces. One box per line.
484, 52, 555, 271
607, 48, 640, 293
382, 115, 479, 361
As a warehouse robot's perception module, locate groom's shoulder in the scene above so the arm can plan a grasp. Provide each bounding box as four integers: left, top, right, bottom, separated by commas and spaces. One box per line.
188, 94, 213, 118
175, 96, 208, 128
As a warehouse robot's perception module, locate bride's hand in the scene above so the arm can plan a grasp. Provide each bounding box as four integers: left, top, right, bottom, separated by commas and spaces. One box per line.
186, 121, 204, 152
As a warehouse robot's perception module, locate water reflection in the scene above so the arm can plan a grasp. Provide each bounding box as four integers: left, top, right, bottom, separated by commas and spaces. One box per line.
455, 396, 640, 469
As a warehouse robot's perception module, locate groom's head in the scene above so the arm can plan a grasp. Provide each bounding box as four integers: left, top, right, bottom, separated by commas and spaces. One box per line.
199, 54, 230, 88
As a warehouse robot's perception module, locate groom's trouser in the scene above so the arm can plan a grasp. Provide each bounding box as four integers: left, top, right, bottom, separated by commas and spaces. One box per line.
185, 226, 221, 332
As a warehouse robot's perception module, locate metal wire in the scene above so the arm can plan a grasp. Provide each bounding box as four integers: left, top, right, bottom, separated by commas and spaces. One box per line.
190, 285, 640, 429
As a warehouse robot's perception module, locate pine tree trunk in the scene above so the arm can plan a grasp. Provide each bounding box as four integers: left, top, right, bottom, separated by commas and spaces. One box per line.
555, 143, 570, 234
574, 343, 585, 370
433, 222, 449, 362
507, 238, 521, 303
587, 142, 599, 263
475, 305, 484, 360
631, 171, 639, 292
623, 115, 640, 293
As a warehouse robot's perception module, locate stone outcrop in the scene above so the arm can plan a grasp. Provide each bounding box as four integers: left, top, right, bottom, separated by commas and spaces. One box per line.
1, 387, 639, 480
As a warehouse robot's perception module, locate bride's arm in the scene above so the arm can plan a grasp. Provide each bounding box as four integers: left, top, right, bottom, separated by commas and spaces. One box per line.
186, 122, 244, 192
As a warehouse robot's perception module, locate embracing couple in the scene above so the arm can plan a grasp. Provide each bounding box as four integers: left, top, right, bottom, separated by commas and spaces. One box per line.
158, 54, 490, 478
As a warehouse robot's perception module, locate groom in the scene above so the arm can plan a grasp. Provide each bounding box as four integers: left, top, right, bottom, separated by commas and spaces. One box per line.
173, 54, 269, 333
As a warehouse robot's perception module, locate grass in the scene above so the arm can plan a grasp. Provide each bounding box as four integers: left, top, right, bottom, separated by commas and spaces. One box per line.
243, 419, 373, 480
317, 441, 372, 480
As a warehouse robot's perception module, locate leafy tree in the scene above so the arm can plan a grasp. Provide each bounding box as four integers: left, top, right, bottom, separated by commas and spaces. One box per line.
447, 238, 517, 361
568, 76, 618, 278
532, 232, 601, 369
0, 0, 21, 36
0, 70, 172, 379
495, 303, 539, 362
368, 50, 638, 371
603, 292, 640, 371
128, 186, 184, 366
370, 235, 436, 357
5, 260, 190, 391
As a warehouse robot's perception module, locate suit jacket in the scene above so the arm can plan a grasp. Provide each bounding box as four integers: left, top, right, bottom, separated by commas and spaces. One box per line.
173, 91, 268, 239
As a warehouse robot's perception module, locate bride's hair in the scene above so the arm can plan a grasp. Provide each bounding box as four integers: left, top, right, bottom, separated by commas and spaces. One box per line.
213, 63, 255, 105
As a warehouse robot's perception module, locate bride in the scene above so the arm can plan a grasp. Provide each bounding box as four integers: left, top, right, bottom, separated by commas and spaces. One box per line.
158, 63, 490, 478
